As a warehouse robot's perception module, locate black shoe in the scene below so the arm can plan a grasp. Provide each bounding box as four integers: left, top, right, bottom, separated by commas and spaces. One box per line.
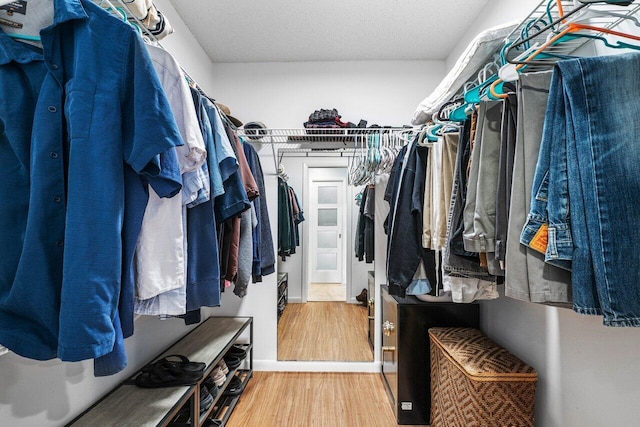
222, 376, 246, 397
226, 344, 248, 360
173, 385, 213, 421
203, 377, 219, 399
200, 385, 214, 413
356, 288, 368, 303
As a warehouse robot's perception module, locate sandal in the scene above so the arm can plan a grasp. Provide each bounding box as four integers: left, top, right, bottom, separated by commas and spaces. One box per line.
135, 359, 204, 388
223, 354, 242, 369
226, 345, 248, 360
221, 376, 245, 397
141, 354, 205, 375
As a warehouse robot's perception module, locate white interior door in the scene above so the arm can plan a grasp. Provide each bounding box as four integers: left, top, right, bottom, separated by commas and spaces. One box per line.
309, 179, 345, 284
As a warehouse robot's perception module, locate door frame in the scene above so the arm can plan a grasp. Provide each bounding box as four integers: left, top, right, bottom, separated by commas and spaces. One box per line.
302, 165, 350, 303
308, 178, 346, 285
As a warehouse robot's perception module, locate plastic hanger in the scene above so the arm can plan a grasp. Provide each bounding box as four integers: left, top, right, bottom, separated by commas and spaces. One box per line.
416, 126, 432, 146
489, 1, 640, 98
506, 0, 640, 67
560, 31, 640, 50
504, 1, 590, 65
463, 60, 501, 104
489, 30, 567, 98
7, 34, 41, 42
436, 97, 464, 122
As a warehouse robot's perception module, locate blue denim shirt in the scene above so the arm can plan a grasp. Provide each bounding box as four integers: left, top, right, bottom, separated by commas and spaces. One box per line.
183, 89, 222, 312
0, 0, 183, 362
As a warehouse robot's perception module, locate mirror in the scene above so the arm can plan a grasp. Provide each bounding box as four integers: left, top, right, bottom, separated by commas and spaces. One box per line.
276, 148, 375, 362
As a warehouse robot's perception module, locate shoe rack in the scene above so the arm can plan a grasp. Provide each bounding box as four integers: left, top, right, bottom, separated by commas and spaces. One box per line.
67, 316, 253, 427
277, 272, 288, 322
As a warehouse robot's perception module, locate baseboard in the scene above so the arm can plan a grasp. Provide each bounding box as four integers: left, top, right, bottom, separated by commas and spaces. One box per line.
289, 297, 363, 304
253, 360, 382, 373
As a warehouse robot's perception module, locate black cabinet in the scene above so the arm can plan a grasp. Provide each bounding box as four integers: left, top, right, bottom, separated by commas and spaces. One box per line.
277, 273, 288, 321
380, 285, 479, 425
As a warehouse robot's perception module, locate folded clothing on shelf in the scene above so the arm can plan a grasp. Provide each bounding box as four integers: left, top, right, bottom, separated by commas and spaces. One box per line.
304, 108, 357, 129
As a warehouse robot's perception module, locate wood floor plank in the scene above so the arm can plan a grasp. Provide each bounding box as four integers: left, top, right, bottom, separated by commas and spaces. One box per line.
308, 283, 346, 301
277, 302, 372, 361
227, 372, 426, 427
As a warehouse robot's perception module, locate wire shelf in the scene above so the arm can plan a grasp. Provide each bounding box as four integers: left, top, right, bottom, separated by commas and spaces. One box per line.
237, 127, 417, 145
504, 0, 640, 68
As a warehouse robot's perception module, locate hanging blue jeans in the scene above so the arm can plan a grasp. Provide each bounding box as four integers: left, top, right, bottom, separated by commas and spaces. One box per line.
532, 53, 640, 326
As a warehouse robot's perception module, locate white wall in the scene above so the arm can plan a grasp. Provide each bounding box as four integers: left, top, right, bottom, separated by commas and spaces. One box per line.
206, 60, 445, 128
444, 0, 541, 73
481, 290, 640, 427
153, 0, 218, 92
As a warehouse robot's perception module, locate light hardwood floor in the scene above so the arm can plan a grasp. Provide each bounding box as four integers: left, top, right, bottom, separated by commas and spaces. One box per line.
308, 283, 346, 301
226, 372, 427, 427
277, 302, 373, 361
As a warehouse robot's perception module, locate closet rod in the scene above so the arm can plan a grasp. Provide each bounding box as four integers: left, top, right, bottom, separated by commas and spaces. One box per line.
238, 127, 416, 175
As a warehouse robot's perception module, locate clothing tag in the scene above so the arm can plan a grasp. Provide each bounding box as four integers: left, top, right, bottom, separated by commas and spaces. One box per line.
0, 15, 22, 28
529, 223, 549, 254
0, 1, 27, 16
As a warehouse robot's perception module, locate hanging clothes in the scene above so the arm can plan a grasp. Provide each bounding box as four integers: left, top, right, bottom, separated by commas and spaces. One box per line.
494, 86, 518, 268
134, 44, 208, 318
220, 124, 257, 290
278, 178, 304, 260
0, 0, 279, 377
0, 0, 183, 366
385, 137, 438, 297
504, 71, 571, 305
462, 100, 503, 276
243, 142, 276, 282
521, 53, 640, 326
355, 186, 375, 263
122, 0, 174, 40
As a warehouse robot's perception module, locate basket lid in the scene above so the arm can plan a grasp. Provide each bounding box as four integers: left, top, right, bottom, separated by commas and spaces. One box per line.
429, 327, 537, 382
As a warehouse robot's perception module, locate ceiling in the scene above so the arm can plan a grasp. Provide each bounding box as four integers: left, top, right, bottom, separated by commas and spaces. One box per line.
168, 0, 490, 63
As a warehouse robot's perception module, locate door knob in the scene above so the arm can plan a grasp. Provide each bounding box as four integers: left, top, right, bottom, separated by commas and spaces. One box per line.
383, 320, 395, 336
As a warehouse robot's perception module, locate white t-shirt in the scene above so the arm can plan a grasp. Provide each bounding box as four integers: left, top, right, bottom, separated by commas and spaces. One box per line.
134, 46, 207, 313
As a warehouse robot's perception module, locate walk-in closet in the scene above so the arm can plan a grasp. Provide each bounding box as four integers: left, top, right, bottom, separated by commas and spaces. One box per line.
3, 0, 640, 426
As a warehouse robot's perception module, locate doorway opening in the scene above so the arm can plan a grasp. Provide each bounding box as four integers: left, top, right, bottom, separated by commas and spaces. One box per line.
307, 173, 347, 302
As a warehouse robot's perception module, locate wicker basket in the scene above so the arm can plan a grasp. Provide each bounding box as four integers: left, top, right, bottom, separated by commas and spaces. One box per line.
429, 327, 537, 427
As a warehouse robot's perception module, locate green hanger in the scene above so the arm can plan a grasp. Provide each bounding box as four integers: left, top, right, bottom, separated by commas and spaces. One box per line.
8, 33, 41, 42
561, 32, 640, 51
